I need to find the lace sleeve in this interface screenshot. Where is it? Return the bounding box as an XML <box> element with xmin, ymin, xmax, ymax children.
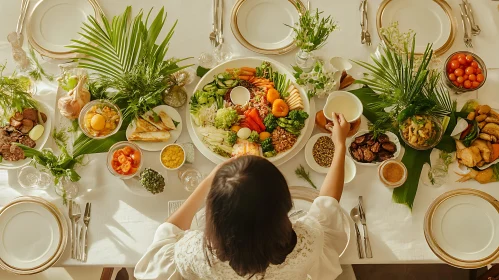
<box><xmin>134</xmin><ymin>223</ymin><xmax>185</xmax><ymax>280</ymax></box>
<box><xmin>303</xmin><ymin>196</ymin><xmax>347</xmax><ymax>280</ymax></box>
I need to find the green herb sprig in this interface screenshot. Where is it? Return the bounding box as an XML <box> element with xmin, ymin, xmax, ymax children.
<box><xmin>295</xmin><ymin>165</ymin><xmax>318</xmax><ymax>189</ymax></box>
<box><xmin>286</xmin><ymin>7</ymin><xmax>338</xmax><ymax>52</ymax></box>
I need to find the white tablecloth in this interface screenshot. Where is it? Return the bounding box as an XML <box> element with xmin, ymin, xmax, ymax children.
<box><xmin>0</xmin><ymin>0</ymin><xmax>499</xmax><ymax>267</ymax></box>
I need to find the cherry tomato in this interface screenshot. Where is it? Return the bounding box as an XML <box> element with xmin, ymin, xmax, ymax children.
<box><xmin>456</xmin><ymin>76</ymin><xmax>465</xmax><ymax>84</ymax></box>
<box><xmin>453</xmin><ymin>81</ymin><xmax>460</xmax><ymax>87</ymax></box>
<box><xmin>472</xmin><ymin>81</ymin><xmax>480</xmax><ymax>88</ymax></box>
<box><xmin>451</xmin><ymin>54</ymin><xmax>460</xmax><ymax>61</ymax></box>
<box><xmin>121</xmin><ymin>161</ymin><xmax>131</xmax><ymax>173</ymax></box>
<box><xmin>463</xmin><ymin>74</ymin><xmax>469</xmax><ymax>80</ymax></box>
<box><xmin>465</xmin><ymin>55</ymin><xmax>474</xmax><ymax>63</ymax></box>
<box><xmin>476</xmin><ymin>68</ymin><xmax>482</xmax><ymax>74</ymax></box>
<box><xmin>448</xmin><ymin>73</ymin><xmax>457</xmax><ymax>81</ymax></box>
<box><xmin>113</xmin><ymin>150</ymin><xmax>124</xmax><ymax>159</ymax></box>
<box><xmin>131</xmin><ymin>150</ymin><xmax>141</xmax><ymax>167</ymax></box>
<box><xmin>477</xmin><ymin>74</ymin><xmax>484</xmax><ymax>82</ymax></box>
<box><xmin>464</xmin><ymin>80</ymin><xmax>472</xmax><ymax>89</ymax></box>
<box><xmin>468</xmin><ymin>74</ymin><xmax>476</xmax><ymax>81</ymax></box>
<box><xmin>449</xmin><ymin>60</ymin><xmax>460</xmax><ymax>70</ymax></box>
<box><xmin>122</xmin><ymin>146</ymin><xmax>134</xmax><ymax>156</ymax></box>
<box><xmin>465</xmin><ymin>67</ymin><xmax>475</xmax><ymax>75</ymax></box>
<box><xmin>118</xmin><ymin>154</ymin><xmax>128</xmax><ymax>164</ymax></box>
<box><xmin>457</xmin><ymin>54</ymin><xmax>466</xmax><ymax>60</ymax></box>
<box><xmin>458</xmin><ymin>57</ymin><xmax>467</xmax><ymax>65</ymax></box>
<box><xmin>471</xmin><ymin>61</ymin><xmax>479</xmax><ymax>68</ymax></box>
<box><xmin>454</xmin><ymin>68</ymin><xmax>464</xmax><ymax>77</ymax></box>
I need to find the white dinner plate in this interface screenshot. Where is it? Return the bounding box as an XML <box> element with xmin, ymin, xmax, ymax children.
<box><xmin>377</xmin><ymin>0</ymin><xmax>455</xmax><ymax>55</ymax></box>
<box><xmin>191</xmin><ymin>186</ymin><xmax>352</xmax><ymax>257</ymax></box>
<box><xmin>0</xmin><ymin>102</ymin><xmax>53</xmax><ymax>169</ymax></box>
<box><xmin>424</xmin><ymin>189</ymin><xmax>499</xmax><ymax>268</ymax></box>
<box><xmin>346</xmin><ymin>130</ymin><xmax>401</xmax><ymax>166</ymax></box>
<box><xmin>27</xmin><ymin>0</ymin><xmax>94</xmax><ymax>54</ymax></box>
<box><xmin>0</xmin><ymin>201</ymin><xmax>61</xmax><ymax>270</ymax></box>
<box><xmin>126</xmin><ymin>105</ymin><xmax>183</xmax><ymax>152</ymax></box>
<box><xmin>304</xmin><ymin>133</ymin><xmax>357</xmax><ymax>183</ymax></box>
<box><xmin>231</xmin><ymin>0</ymin><xmax>303</xmax><ymax>54</ymax></box>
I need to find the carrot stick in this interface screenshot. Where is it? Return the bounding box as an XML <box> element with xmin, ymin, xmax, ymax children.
<box><xmin>240</xmin><ymin>71</ymin><xmax>254</xmax><ymax>76</ymax></box>
<box><xmin>241</xmin><ymin>67</ymin><xmax>256</xmax><ymax>73</ymax></box>
<box><xmin>239</xmin><ymin>75</ymin><xmax>252</xmax><ymax>80</ymax></box>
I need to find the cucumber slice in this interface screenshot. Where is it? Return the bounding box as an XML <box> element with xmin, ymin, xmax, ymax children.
<box><xmin>203</xmin><ymin>84</ymin><xmax>216</xmax><ymax>91</ymax></box>
<box><xmin>216</xmin><ymin>89</ymin><xmax>228</xmax><ymax>96</ymax></box>
<box><xmin>217</xmin><ymin>74</ymin><xmax>226</xmax><ymax>80</ymax></box>
<box><xmin>216</xmin><ymin>79</ymin><xmax>227</xmax><ymax>88</ymax></box>
<box><xmin>224</xmin><ymin>80</ymin><xmax>236</xmax><ymax>86</ymax></box>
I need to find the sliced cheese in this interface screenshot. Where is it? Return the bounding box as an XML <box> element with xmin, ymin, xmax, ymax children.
<box><xmin>129</xmin><ymin>131</ymin><xmax>171</xmax><ymax>142</ymax></box>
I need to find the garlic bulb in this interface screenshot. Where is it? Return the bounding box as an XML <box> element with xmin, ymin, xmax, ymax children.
<box><xmin>57</xmin><ymin>75</ymin><xmax>91</xmax><ymax>120</ymax></box>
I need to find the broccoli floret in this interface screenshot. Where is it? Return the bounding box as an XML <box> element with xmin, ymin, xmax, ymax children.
<box><xmin>264</xmin><ymin>151</ymin><xmax>277</xmax><ymax>158</ymax></box>
<box><xmin>140</xmin><ymin>168</ymin><xmax>165</xmax><ymax>194</ymax></box>
<box><xmin>248</xmin><ymin>131</ymin><xmax>260</xmax><ymax>143</ymax></box>
<box><xmin>287</xmin><ymin>110</ymin><xmax>309</xmax><ymax>123</ymax></box>
<box><xmin>227</xmin><ymin>131</ymin><xmax>237</xmax><ymax>146</ymax></box>
<box><xmin>261</xmin><ymin>138</ymin><xmax>274</xmax><ymax>153</ymax></box>
<box><xmin>214</xmin><ymin>108</ymin><xmax>239</xmax><ymax>129</ymax></box>
<box><xmin>264</xmin><ymin>114</ymin><xmax>278</xmax><ymax>132</ymax></box>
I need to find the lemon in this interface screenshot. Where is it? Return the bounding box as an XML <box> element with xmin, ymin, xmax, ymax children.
<box><xmin>28</xmin><ymin>124</ymin><xmax>44</xmax><ymax>141</ymax></box>
<box><xmin>90</xmin><ymin>114</ymin><xmax>106</xmax><ymax>131</ymax></box>
<box><xmin>442</xmin><ymin>116</ymin><xmax>450</xmax><ymax>132</ymax></box>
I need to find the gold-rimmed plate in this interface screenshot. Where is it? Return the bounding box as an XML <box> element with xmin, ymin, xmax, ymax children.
<box><xmin>376</xmin><ymin>0</ymin><xmax>456</xmax><ymax>56</ymax></box>
<box><xmin>424</xmin><ymin>189</ymin><xmax>499</xmax><ymax>269</ymax></box>
<box><xmin>231</xmin><ymin>0</ymin><xmax>305</xmax><ymax>55</ymax></box>
<box><xmin>26</xmin><ymin>0</ymin><xmax>96</xmax><ymax>59</ymax></box>
<box><xmin>0</xmin><ymin>197</ymin><xmax>68</xmax><ymax>275</ymax></box>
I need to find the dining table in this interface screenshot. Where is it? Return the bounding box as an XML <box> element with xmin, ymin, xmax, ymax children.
<box><xmin>0</xmin><ymin>0</ymin><xmax>499</xmax><ymax>269</ymax></box>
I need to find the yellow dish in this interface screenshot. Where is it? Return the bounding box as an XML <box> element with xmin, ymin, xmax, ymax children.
<box><xmin>160</xmin><ymin>144</ymin><xmax>186</xmax><ymax>170</ymax></box>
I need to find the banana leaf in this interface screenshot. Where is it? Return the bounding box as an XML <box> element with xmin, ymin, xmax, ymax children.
<box><xmin>73</xmin><ymin>130</ymin><xmax>127</xmax><ymax>157</ymax></box>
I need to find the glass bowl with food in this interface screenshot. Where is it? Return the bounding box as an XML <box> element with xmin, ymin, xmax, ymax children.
<box><xmin>443</xmin><ymin>51</ymin><xmax>487</xmax><ymax>93</ymax></box>
<box><xmin>107</xmin><ymin>141</ymin><xmax>143</xmax><ymax>180</ymax></box>
<box><xmin>79</xmin><ymin>99</ymin><xmax>122</xmax><ymax>139</ymax></box>
<box><xmin>160</xmin><ymin>144</ymin><xmax>186</xmax><ymax>171</ymax></box>
<box><xmin>399</xmin><ymin>115</ymin><xmax>443</xmax><ymax>150</ymax></box>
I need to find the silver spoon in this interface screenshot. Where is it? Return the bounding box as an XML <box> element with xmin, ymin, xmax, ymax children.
<box><xmin>350</xmin><ymin>207</ymin><xmax>365</xmax><ymax>259</ymax></box>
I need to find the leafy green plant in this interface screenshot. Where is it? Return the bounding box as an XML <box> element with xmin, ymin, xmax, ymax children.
<box><xmin>69</xmin><ymin>6</ymin><xmax>191</xmax><ymax>121</ymax></box>
<box><xmin>295</xmin><ymin>165</ymin><xmax>318</xmax><ymax>189</ymax></box>
<box><xmin>286</xmin><ymin>6</ymin><xmax>338</xmax><ymax>52</ymax></box>
<box><xmin>0</xmin><ymin>64</ymin><xmax>38</xmax><ymax>124</ymax></box>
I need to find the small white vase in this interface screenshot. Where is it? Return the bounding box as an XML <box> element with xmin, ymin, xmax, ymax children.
<box><xmin>295</xmin><ymin>49</ymin><xmax>316</xmax><ymax>72</ymax></box>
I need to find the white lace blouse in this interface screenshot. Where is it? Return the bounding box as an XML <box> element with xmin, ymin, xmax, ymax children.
<box><xmin>134</xmin><ymin>196</ymin><xmax>347</xmax><ymax>280</ymax></box>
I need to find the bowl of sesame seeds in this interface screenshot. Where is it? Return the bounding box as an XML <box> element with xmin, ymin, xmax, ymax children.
<box><xmin>304</xmin><ymin>133</ymin><xmax>357</xmax><ymax>183</ymax></box>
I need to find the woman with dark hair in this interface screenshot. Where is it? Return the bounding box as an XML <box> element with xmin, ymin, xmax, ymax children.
<box><xmin>135</xmin><ymin>113</ymin><xmax>350</xmax><ymax>280</ymax></box>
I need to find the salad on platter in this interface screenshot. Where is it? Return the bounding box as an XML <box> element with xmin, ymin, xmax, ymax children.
<box><xmin>190</xmin><ymin>60</ymin><xmax>310</xmax><ymax>160</ymax></box>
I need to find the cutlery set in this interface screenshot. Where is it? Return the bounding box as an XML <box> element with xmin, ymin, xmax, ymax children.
<box><xmin>350</xmin><ymin>196</ymin><xmax>372</xmax><ymax>259</ymax></box>
<box><xmin>210</xmin><ymin>0</ymin><xmax>225</xmax><ymax>47</ymax></box>
<box><xmin>359</xmin><ymin>0</ymin><xmax>371</xmax><ymax>46</ymax></box>
<box><xmin>460</xmin><ymin>0</ymin><xmax>480</xmax><ymax>48</ymax></box>
<box><xmin>69</xmin><ymin>201</ymin><xmax>92</xmax><ymax>262</ymax></box>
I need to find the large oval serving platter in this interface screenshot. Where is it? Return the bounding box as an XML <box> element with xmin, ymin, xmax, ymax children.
<box><xmin>186</xmin><ymin>57</ymin><xmax>314</xmax><ymax>166</ymax></box>
<box><xmin>0</xmin><ymin>102</ymin><xmax>53</xmax><ymax>169</ymax></box>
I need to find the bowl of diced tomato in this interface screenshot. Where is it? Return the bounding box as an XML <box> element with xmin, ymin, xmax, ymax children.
<box><xmin>107</xmin><ymin>141</ymin><xmax>142</xmax><ymax>179</ymax></box>
<box><xmin>444</xmin><ymin>51</ymin><xmax>487</xmax><ymax>92</ymax></box>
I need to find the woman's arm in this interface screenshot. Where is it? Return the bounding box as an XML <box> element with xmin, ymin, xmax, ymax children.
<box><xmin>320</xmin><ymin>113</ymin><xmax>350</xmax><ymax>201</ymax></box>
<box><xmin>166</xmin><ymin>162</ymin><xmax>225</xmax><ymax>230</ymax></box>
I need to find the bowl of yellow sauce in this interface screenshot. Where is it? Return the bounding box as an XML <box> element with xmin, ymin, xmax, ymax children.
<box><xmin>160</xmin><ymin>144</ymin><xmax>186</xmax><ymax>170</ymax></box>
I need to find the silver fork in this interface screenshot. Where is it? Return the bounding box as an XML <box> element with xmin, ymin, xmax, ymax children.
<box><xmin>209</xmin><ymin>0</ymin><xmax>219</xmax><ymax>48</ymax></box>
<box><xmin>460</xmin><ymin>4</ymin><xmax>473</xmax><ymax>48</ymax></box>
<box><xmin>71</xmin><ymin>201</ymin><xmax>82</xmax><ymax>259</ymax></box>
<box><xmin>363</xmin><ymin>0</ymin><xmax>371</xmax><ymax>46</ymax></box>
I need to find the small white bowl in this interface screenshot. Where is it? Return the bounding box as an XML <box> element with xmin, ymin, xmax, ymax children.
<box><xmin>160</xmin><ymin>144</ymin><xmax>186</xmax><ymax>171</ymax></box>
<box><xmin>346</xmin><ymin>130</ymin><xmax>401</xmax><ymax>166</ymax></box>
<box><xmin>323</xmin><ymin>91</ymin><xmax>363</xmax><ymax>123</ymax></box>
<box><xmin>230</xmin><ymin>86</ymin><xmax>250</xmax><ymax>105</ymax></box>
<box><xmin>304</xmin><ymin>133</ymin><xmax>357</xmax><ymax>184</ymax></box>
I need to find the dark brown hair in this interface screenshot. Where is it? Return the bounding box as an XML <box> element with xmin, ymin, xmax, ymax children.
<box><xmin>204</xmin><ymin>156</ymin><xmax>296</xmax><ymax>278</ymax></box>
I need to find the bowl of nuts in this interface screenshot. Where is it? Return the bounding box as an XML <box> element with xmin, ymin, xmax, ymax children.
<box><xmin>304</xmin><ymin>133</ymin><xmax>356</xmax><ymax>183</ymax></box>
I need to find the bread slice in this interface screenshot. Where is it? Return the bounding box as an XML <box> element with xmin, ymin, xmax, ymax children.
<box><xmin>142</xmin><ymin>111</ymin><xmax>168</xmax><ymax>131</ymax></box>
<box><xmin>135</xmin><ymin>118</ymin><xmax>159</xmax><ymax>133</ymax></box>
<box><xmin>158</xmin><ymin>111</ymin><xmax>176</xmax><ymax>131</ymax></box>
<box><xmin>129</xmin><ymin>131</ymin><xmax>171</xmax><ymax>142</ymax></box>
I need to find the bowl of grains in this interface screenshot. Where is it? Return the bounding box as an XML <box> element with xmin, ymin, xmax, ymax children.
<box><xmin>304</xmin><ymin>133</ymin><xmax>357</xmax><ymax>183</ymax></box>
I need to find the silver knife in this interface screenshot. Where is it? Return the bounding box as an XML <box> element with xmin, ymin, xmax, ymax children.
<box><xmin>462</xmin><ymin>0</ymin><xmax>480</xmax><ymax>35</ymax></box>
<box><xmin>218</xmin><ymin>0</ymin><xmax>224</xmax><ymax>45</ymax></box>
<box><xmin>79</xmin><ymin>203</ymin><xmax>92</xmax><ymax>262</ymax></box>
<box><xmin>358</xmin><ymin>196</ymin><xmax>373</xmax><ymax>258</ymax></box>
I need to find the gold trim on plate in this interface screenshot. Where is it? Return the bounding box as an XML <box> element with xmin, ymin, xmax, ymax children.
<box><xmin>231</xmin><ymin>0</ymin><xmax>305</xmax><ymax>55</ymax></box>
<box><xmin>376</xmin><ymin>0</ymin><xmax>456</xmax><ymax>56</ymax></box>
<box><xmin>0</xmin><ymin>197</ymin><xmax>69</xmax><ymax>275</ymax></box>
<box><xmin>424</xmin><ymin>189</ymin><xmax>499</xmax><ymax>269</ymax></box>
<box><xmin>289</xmin><ymin>185</ymin><xmax>319</xmax><ymax>203</ymax></box>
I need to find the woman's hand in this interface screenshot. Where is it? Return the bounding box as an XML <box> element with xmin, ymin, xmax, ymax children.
<box><xmin>330</xmin><ymin>113</ymin><xmax>350</xmax><ymax>148</ymax></box>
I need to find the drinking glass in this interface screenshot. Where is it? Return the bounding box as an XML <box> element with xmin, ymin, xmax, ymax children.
<box><xmin>18</xmin><ymin>166</ymin><xmax>51</xmax><ymax>190</ymax></box>
<box><xmin>54</xmin><ymin>177</ymin><xmax>80</xmax><ymax>199</ymax></box>
<box><xmin>178</xmin><ymin>168</ymin><xmax>203</xmax><ymax>192</ymax></box>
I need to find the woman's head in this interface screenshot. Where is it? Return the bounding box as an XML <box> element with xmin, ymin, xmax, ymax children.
<box><xmin>204</xmin><ymin>155</ymin><xmax>295</xmax><ymax>277</ymax></box>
